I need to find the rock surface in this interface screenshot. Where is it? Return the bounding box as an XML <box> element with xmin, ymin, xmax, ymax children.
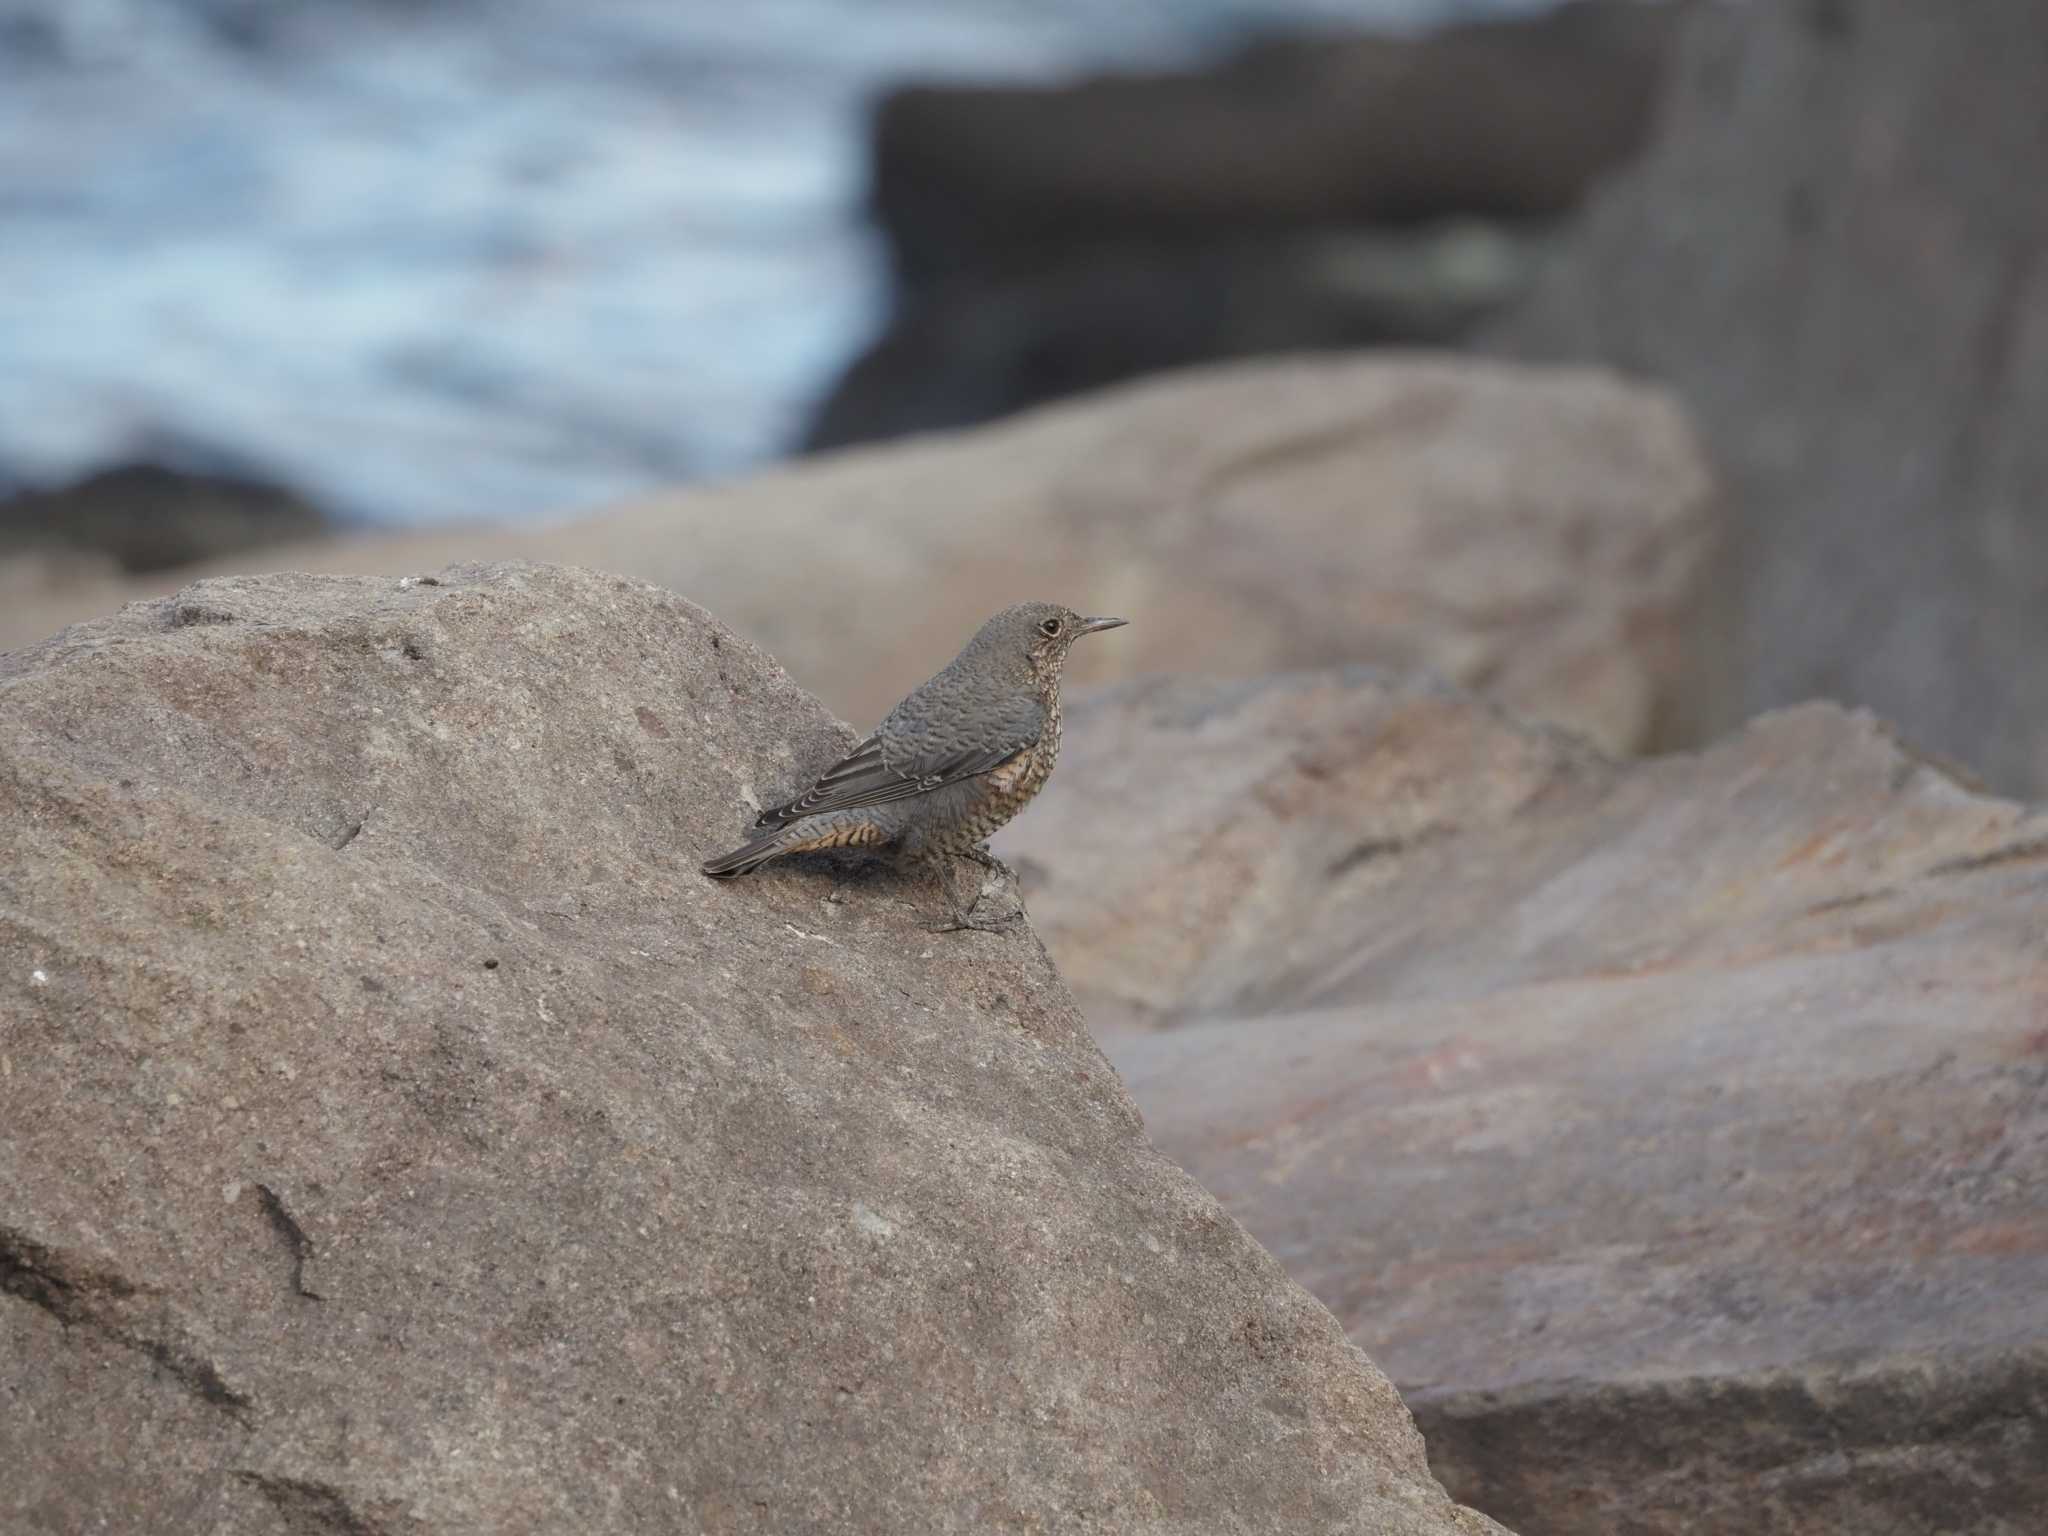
<box><xmin>0</xmin><ymin>564</ymin><xmax>1510</xmax><ymax>1535</ymax></box>
<box><xmin>1489</xmin><ymin>0</ymin><xmax>2048</xmax><ymax>796</ymax></box>
<box><xmin>1001</xmin><ymin>669</ymin><xmax>2048</xmax><ymax>1533</ymax></box>
<box><xmin>0</xmin><ymin>357</ymin><xmax>1721</xmax><ymax>761</ymax></box>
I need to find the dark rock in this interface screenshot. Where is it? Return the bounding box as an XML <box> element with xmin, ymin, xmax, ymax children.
<box><xmin>809</xmin><ymin>1</ymin><xmax>1688</xmax><ymax>449</ymax></box>
<box><xmin>0</xmin><ymin>461</ymin><xmax>330</xmax><ymax>574</ymax></box>
<box><xmin>870</xmin><ymin>2</ymin><xmax>1686</xmax><ymax>290</ymax></box>
<box><xmin>1488</xmin><ymin>0</ymin><xmax>2048</xmax><ymax>796</ymax></box>
<box><xmin>806</xmin><ymin>225</ymin><xmax>1543</xmax><ymax>450</ymax></box>
<box><xmin>0</xmin><ymin>563</ymin><xmax>1509</xmax><ymax>1535</ymax></box>
<box><xmin>1002</xmin><ymin>667</ymin><xmax>2048</xmax><ymax>1534</ymax></box>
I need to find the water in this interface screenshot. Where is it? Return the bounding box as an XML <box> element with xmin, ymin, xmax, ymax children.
<box><xmin>0</xmin><ymin>0</ymin><xmax>1560</xmax><ymax>526</ymax></box>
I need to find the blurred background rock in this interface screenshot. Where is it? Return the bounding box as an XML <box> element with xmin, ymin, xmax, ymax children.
<box><xmin>0</xmin><ymin>460</ymin><xmax>328</xmax><ymax>573</ymax></box>
<box><xmin>1489</xmin><ymin>0</ymin><xmax>2048</xmax><ymax>801</ymax></box>
<box><xmin>808</xmin><ymin>0</ymin><xmax>1681</xmax><ymax>447</ymax></box>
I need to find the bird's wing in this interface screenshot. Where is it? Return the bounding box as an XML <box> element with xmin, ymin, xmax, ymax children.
<box><xmin>753</xmin><ymin>696</ymin><xmax>1043</xmax><ymax>830</ymax></box>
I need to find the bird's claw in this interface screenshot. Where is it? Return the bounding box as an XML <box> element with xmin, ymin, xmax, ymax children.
<box><xmin>922</xmin><ymin>912</ymin><xmax>1022</xmax><ymax>935</ymax></box>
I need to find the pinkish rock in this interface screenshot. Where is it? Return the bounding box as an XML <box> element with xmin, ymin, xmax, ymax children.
<box><xmin>1006</xmin><ymin>669</ymin><xmax>2048</xmax><ymax>1534</ymax></box>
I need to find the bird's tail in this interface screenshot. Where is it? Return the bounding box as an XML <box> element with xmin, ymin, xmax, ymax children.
<box><xmin>701</xmin><ymin>827</ymin><xmax>792</xmax><ymax>879</ymax></box>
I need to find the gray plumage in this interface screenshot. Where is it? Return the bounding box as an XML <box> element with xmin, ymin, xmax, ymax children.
<box><xmin>702</xmin><ymin>602</ymin><xmax>1126</xmax><ymax>921</ymax></box>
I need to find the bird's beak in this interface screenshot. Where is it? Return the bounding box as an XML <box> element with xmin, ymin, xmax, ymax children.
<box><xmin>1078</xmin><ymin>616</ymin><xmax>1128</xmax><ymax>636</ymax></box>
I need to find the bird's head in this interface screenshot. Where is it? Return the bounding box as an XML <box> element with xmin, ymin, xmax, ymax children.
<box><xmin>983</xmin><ymin>601</ymin><xmax>1128</xmax><ymax>684</ymax></box>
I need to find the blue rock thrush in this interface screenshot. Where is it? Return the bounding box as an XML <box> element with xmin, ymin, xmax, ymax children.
<box><xmin>702</xmin><ymin>602</ymin><xmax>1126</xmax><ymax>929</ymax></box>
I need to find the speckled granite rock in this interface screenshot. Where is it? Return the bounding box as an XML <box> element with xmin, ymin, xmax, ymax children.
<box><xmin>0</xmin><ymin>565</ymin><xmax>1509</xmax><ymax>1536</ymax></box>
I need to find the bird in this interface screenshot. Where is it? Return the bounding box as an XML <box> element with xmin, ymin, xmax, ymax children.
<box><xmin>702</xmin><ymin>602</ymin><xmax>1127</xmax><ymax>929</ymax></box>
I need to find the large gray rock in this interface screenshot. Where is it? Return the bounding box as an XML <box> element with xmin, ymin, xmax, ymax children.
<box><xmin>1002</xmin><ymin>670</ymin><xmax>2048</xmax><ymax>1533</ymax></box>
<box><xmin>0</xmin><ymin>357</ymin><xmax>1721</xmax><ymax>761</ymax></box>
<box><xmin>1489</xmin><ymin>0</ymin><xmax>2048</xmax><ymax>796</ymax></box>
<box><xmin>0</xmin><ymin>565</ymin><xmax>1510</xmax><ymax>1535</ymax></box>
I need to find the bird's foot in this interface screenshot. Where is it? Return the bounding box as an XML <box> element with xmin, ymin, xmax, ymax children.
<box><xmin>922</xmin><ymin>910</ymin><xmax>1023</xmax><ymax>935</ymax></box>
<box><xmin>924</xmin><ymin>879</ymin><xmax>1023</xmax><ymax>936</ymax></box>
<box><xmin>917</xmin><ymin>848</ymin><xmax>1028</xmax><ymax>933</ymax></box>
<box><xmin>985</xmin><ymin>852</ymin><xmax>1028</xmax><ymax>916</ymax></box>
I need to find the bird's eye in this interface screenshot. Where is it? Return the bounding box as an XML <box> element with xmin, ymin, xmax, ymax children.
<box><xmin>1040</xmin><ymin>617</ymin><xmax>1063</xmax><ymax>637</ymax></box>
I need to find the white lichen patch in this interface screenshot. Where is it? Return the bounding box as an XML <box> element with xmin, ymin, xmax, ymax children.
<box><xmin>851</xmin><ymin>1203</ymin><xmax>897</xmax><ymax>1241</ymax></box>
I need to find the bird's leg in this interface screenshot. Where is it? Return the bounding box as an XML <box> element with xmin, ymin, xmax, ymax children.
<box><xmin>921</xmin><ymin>852</ymin><xmax>1017</xmax><ymax>935</ymax></box>
<box><xmin>960</xmin><ymin>842</ymin><xmax>1019</xmax><ymax>884</ymax></box>
<box><xmin>958</xmin><ymin>842</ymin><xmax>1030</xmax><ymax>917</ymax></box>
